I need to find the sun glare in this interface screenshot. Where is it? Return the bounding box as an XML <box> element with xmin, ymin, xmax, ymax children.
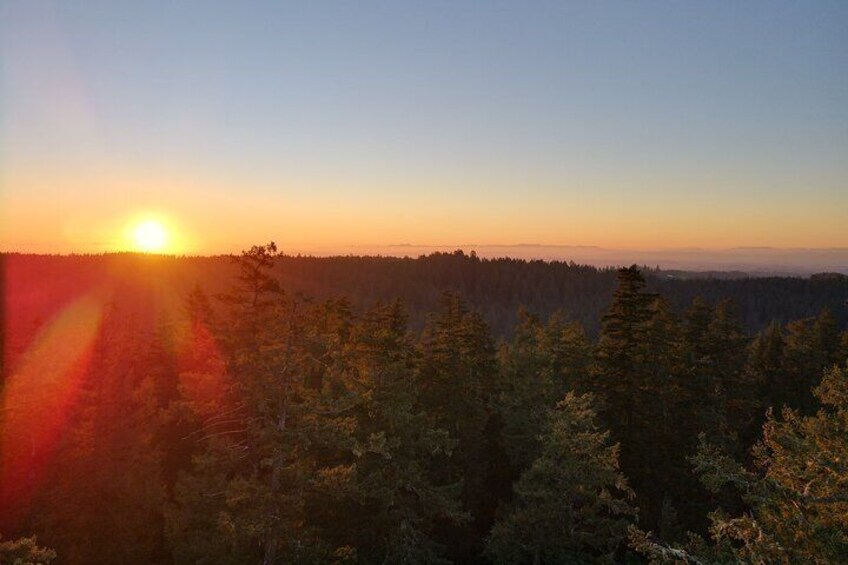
<box><xmin>133</xmin><ymin>220</ymin><xmax>168</xmax><ymax>253</ymax></box>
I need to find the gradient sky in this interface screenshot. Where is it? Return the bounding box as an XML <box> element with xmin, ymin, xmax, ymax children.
<box><xmin>2</xmin><ymin>0</ymin><xmax>846</xmax><ymax>254</ymax></box>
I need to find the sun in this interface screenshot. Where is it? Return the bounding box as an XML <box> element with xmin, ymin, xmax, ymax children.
<box><xmin>133</xmin><ymin>219</ymin><xmax>168</xmax><ymax>252</ymax></box>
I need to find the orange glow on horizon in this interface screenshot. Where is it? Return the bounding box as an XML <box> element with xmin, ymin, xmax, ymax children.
<box><xmin>1</xmin><ymin>168</ymin><xmax>846</xmax><ymax>254</ymax></box>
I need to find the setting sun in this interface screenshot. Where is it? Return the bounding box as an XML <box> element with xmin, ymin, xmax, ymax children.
<box><xmin>1</xmin><ymin>3</ymin><xmax>847</xmax><ymax>562</ymax></box>
<box><xmin>133</xmin><ymin>220</ymin><xmax>168</xmax><ymax>253</ymax></box>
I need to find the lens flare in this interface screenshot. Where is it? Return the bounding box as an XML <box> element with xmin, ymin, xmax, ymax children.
<box><xmin>1</xmin><ymin>292</ymin><xmax>106</xmax><ymax>524</ymax></box>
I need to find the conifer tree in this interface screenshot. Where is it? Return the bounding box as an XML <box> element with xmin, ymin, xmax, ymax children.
<box><xmin>487</xmin><ymin>392</ymin><xmax>635</xmax><ymax>564</ymax></box>
<box><xmin>418</xmin><ymin>291</ymin><xmax>500</xmax><ymax>561</ymax></box>
<box><xmin>707</xmin><ymin>300</ymin><xmax>755</xmax><ymax>450</ymax></box>
<box><xmin>167</xmin><ymin>244</ymin><xmax>356</xmax><ymax>564</ymax></box>
<box><xmin>838</xmin><ymin>329</ymin><xmax>848</xmax><ymax>367</ymax></box>
<box><xmin>311</xmin><ymin>300</ymin><xmax>464</xmax><ymax>564</ymax></box>
<box><xmin>747</xmin><ymin>320</ymin><xmax>786</xmax><ymax>412</ymax></box>
<box><xmin>594</xmin><ymin>266</ymin><xmax>671</xmax><ymax>527</ymax></box>
<box><xmin>0</xmin><ymin>535</ymin><xmax>56</xmax><ymax>564</ymax></box>
<box><xmin>780</xmin><ymin>309</ymin><xmax>843</xmax><ymax>414</ymax></box>
<box><xmin>594</xmin><ymin>265</ymin><xmax>658</xmax><ymax>432</ymax></box>
<box><xmin>158</xmin><ymin>284</ymin><xmax>224</xmax><ymax>500</ymax></box>
<box><xmin>498</xmin><ymin>309</ymin><xmax>592</xmax><ymax>472</ymax></box>
<box><xmin>632</xmin><ymin>365</ymin><xmax>848</xmax><ymax>563</ymax></box>
<box><xmin>497</xmin><ymin>309</ymin><xmax>555</xmax><ymax>473</ymax></box>
<box><xmin>35</xmin><ymin>307</ymin><xmax>167</xmax><ymax>565</ymax></box>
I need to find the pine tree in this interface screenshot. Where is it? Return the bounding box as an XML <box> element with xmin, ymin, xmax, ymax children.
<box><xmin>594</xmin><ymin>266</ymin><xmax>672</xmax><ymax>527</ymax></box>
<box><xmin>486</xmin><ymin>392</ymin><xmax>635</xmax><ymax>564</ymax></box>
<box><xmin>707</xmin><ymin>300</ymin><xmax>755</xmax><ymax>451</ymax></box>
<box><xmin>497</xmin><ymin>309</ymin><xmax>555</xmax><ymax>472</ymax></box>
<box><xmin>780</xmin><ymin>310</ymin><xmax>841</xmax><ymax>415</ymax></box>
<box><xmin>167</xmin><ymin>244</ymin><xmax>355</xmax><ymax>563</ymax></box>
<box><xmin>594</xmin><ymin>266</ymin><xmax>658</xmax><ymax>433</ymax></box>
<box><xmin>838</xmin><ymin>329</ymin><xmax>848</xmax><ymax>367</ymax></box>
<box><xmin>632</xmin><ymin>365</ymin><xmax>848</xmax><ymax>563</ymax></box>
<box><xmin>310</xmin><ymin>300</ymin><xmax>464</xmax><ymax>563</ymax></box>
<box><xmin>497</xmin><ymin>309</ymin><xmax>592</xmax><ymax>472</ymax></box>
<box><xmin>158</xmin><ymin>284</ymin><xmax>224</xmax><ymax>502</ymax></box>
<box><xmin>418</xmin><ymin>291</ymin><xmax>500</xmax><ymax>561</ymax></box>
<box><xmin>0</xmin><ymin>535</ymin><xmax>56</xmax><ymax>564</ymax></box>
<box><xmin>747</xmin><ymin>321</ymin><xmax>786</xmax><ymax>417</ymax></box>
<box><xmin>34</xmin><ymin>306</ymin><xmax>167</xmax><ymax>565</ymax></box>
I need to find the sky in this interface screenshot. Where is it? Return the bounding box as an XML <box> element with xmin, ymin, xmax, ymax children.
<box><xmin>1</xmin><ymin>0</ymin><xmax>847</xmax><ymax>255</ymax></box>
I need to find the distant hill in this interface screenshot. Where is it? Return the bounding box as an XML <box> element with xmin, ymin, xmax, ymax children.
<box><xmin>285</xmin><ymin>244</ymin><xmax>848</xmax><ymax>276</ymax></box>
<box><xmin>3</xmin><ymin>252</ymin><xmax>846</xmax><ymax>368</ymax></box>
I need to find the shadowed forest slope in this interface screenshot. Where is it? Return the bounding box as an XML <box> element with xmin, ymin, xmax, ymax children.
<box><xmin>3</xmin><ymin>252</ymin><xmax>846</xmax><ymax>360</ymax></box>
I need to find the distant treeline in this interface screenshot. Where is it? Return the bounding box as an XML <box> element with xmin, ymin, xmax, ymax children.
<box><xmin>2</xmin><ymin>251</ymin><xmax>846</xmax><ymax>349</ymax></box>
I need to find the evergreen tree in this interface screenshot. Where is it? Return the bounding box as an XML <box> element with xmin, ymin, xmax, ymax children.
<box><xmin>632</xmin><ymin>365</ymin><xmax>848</xmax><ymax>563</ymax></box>
<box><xmin>311</xmin><ymin>300</ymin><xmax>464</xmax><ymax>563</ymax></box>
<box><xmin>813</xmin><ymin>309</ymin><xmax>840</xmax><ymax>367</ymax></box>
<box><xmin>747</xmin><ymin>321</ymin><xmax>786</xmax><ymax>417</ymax></box>
<box><xmin>167</xmin><ymin>244</ymin><xmax>355</xmax><ymax>563</ymax></box>
<box><xmin>765</xmin><ymin>309</ymin><xmax>844</xmax><ymax>417</ymax></box>
<box><xmin>0</xmin><ymin>535</ymin><xmax>56</xmax><ymax>564</ymax></box>
<box><xmin>594</xmin><ymin>265</ymin><xmax>659</xmax><ymax>435</ymax></box>
<box><xmin>497</xmin><ymin>309</ymin><xmax>554</xmax><ymax>473</ymax></box>
<box><xmin>158</xmin><ymin>284</ymin><xmax>224</xmax><ymax>502</ymax></box>
<box><xmin>680</xmin><ymin>299</ymin><xmax>754</xmax><ymax>454</ymax></box>
<box><xmin>418</xmin><ymin>291</ymin><xmax>500</xmax><ymax>561</ymax></box>
<box><xmin>594</xmin><ymin>266</ymin><xmax>671</xmax><ymax>527</ymax></box>
<box><xmin>838</xmin><ymin>329</ymin><xmax>848</xmax><ymax>367</ymax></box>
<box><xmin>486</xmin><ymin>392</ymin><xmax>635</xmax><ymax>564</ymax></box>
<box><xmin>707</xmin><ymin>300</ymin><xmax>755</xmax><ymax>451</ymax></box>
<box><xmin>28</xmin><ymin>304</ymin><xmax>167</xmax><ymax>565</ymax></box>
<box><xmin>498</xmin><ymin>309</ymin><xmax>594</xmax><ymax>472</ymax></box>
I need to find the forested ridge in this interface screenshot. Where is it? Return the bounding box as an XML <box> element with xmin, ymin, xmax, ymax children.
<box><xmin>2</xmin><ymin>251</ymin><xmax>846</xmax><ymax>349</ymax></box>
<box><xmin>1</xmin><ymin>245</ymin><xmax>847</xmax><ymax>563</ymax></box>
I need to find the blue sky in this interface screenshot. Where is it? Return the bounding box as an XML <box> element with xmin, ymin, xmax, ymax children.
<box><xmin>2</xmin><ymin>1</ymin><xmax>846</xmax><ymax>253</ymax></box>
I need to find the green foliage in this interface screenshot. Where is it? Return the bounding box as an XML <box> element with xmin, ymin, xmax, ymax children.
<box><xmin>0</xmin><ymin>536</ymin><xmax>56</xmax><ymax>565</ymax></box>
<box><xmin>418</xmin><ymin>292</ymin><xmax>502</xmax><ymax>560</ymax></box>
<box><xmin>593</xmin><ymin>266</ymin><xmax>677</xmax><ymax>528</ymax></box>
<box><xmin>168</xmin><ymin>243</ymin><xmax>350</xmax><ymax>563</ymax></box>
<box><xmin>5</xmin><ymin>248</ymin><xmax>845</xmax><ymax>563</ymax></box>
<box><xmin>632</xmin><ymin>365</ymin><xmax>848</xmax><ymax>564</ymax></box>
<box><xmin>168</xmin><ymin>250</ymin><xmax>469</xmax><ymax>564</ymax></box>
<box><xmin>31</xmin><ymin>306</ymin><xmax>168</xmax><ymax>565</ymax></box>
<box><xmin>497</xmin><ymin>309</ymin><xmax>592</xmax><ymax>471</ymax></box>
<box><xmin>308</xmin><ymin>300</ymin><xmax>465</xmax><ymax>564</ymax></box>
<box><xmin>487</xmin><ymin>392</ymin><xmax>635</xmax><ymax>564</ymax></box>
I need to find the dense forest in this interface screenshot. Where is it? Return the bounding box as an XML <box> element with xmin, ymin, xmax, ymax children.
<box><xmin>1</xmin><ymin>245</ymin><xmax>847</xmax><ymax>563</ymax></box>
<box><xmin>2</xmin><ymin>251</ymin><xmax>846</xmax><ymax>351</ymax></box>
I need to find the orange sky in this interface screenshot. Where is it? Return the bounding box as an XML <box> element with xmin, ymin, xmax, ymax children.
<box><xmin>2</xmin><ymin>165</ymin><xmax>846</xmax><ymax>255</ymax></box>
<box><xmin>2</xmin><ymin>1</ymin><xmax>846</xmax><ymax>255</ymax></box>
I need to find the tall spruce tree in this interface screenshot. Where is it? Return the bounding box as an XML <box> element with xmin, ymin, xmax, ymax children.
<box><xmin>167</xmin><ymin>244</ymin><xmax>356</xmax><ymax>564</ymax></box>
<box><xmin>498</xmin><ymin>309</ymin><xmax>592</xmax><ymax>473</ymax></box>
<box><xmin>632</xmin><ymin>364</ymin><xmax>848</xmax><ymax>564</ymax></box>
<box><xmin>310</xmin><ymin>300</ymin><xmax>464</xmax><ymax>563</ymax></box>
<box><xmin>486</xmin><ymin>392</ymin><xmax>636</xmax><ymax>564</ymax></box>
<box><xmin>594</xmin><ymin>265</ymin><xmax>658</xmax><ymax>431</ymax></box>
<box><xmin>418</xmin><ymin>291</ymin><xmax>500</xmax><ymax>561</ymax></box>
<box><xmin>594</xmin><ymin>266</ymin><xmax>670</xmax><ymax>528</ymax></box>
<box><xmin>748</xmin><ymin>320</ymin><xmax>787</xmax><ymax>414</ymax></box>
